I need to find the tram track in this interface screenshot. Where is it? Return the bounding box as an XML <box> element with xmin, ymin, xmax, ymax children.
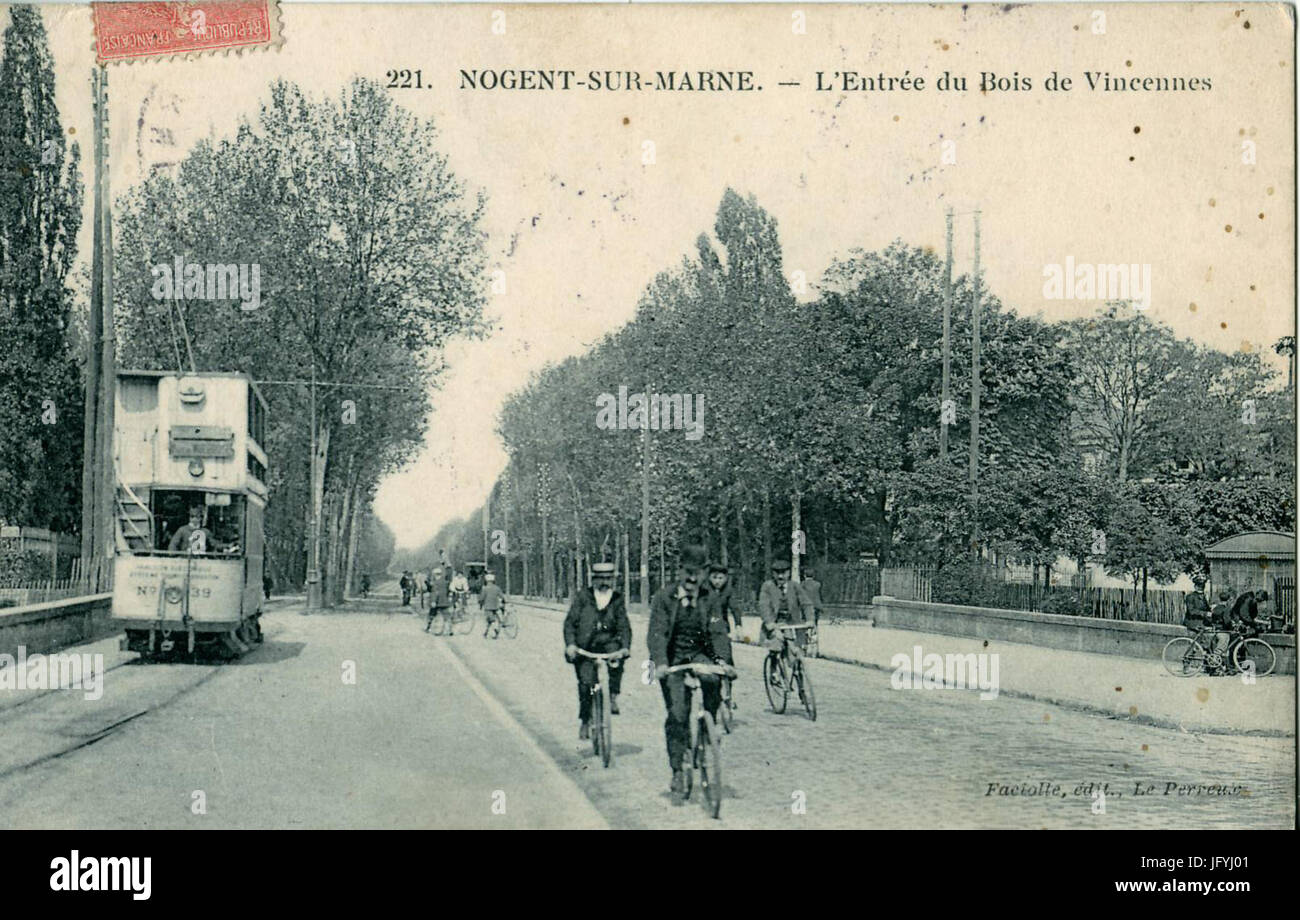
<box><xmin>0</xmin><ymin>621</ymin><xmax>287</xmax><ymax>782</ymax></box>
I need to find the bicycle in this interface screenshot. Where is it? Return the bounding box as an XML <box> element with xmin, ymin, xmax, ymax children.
<box><xmin>764</xmin><ymin>623</ymin><xmax>817</xmax><ymax>720</ymax></box>
<box><xmin>484</xmin><ymin>604</ymin><xmax>518</xmax><ymax>639</ymax></box>
<box><xmin>655</xmin><ymin>661</ymin><xmax>735</xmax><ymax>818</ymax></box>
<box><xmin>434</xmin><ymin>594</ymin><xmax>475</xmax><ymax>636</ymax></box>
<box><xmin>574</xmin><ymin>648</ymin><xmax>627</xmax><ymax>767</ymax></box>
<box><xmin>1162</xmin><ymin>624</ymin><xmax>1277</xmax><ymax>678</ymax></box>
<box><xmin>719</xmin><ymin>674</ymin><xmax>737</xmax><ymax>734</ymax></box>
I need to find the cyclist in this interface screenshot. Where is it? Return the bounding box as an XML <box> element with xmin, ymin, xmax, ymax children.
<box><xmin>758</xmin><ymin>558</ymin><xmax>812</xmax><ymax>682</ymax></box>
<box><xmin>564</xmin><ymin>562</ymin><xmax>631</xmax><ymax>739</ymax></box>
<box><xmin>399</xmin><ymin>571</ymin><xmax>413</xmax><ymax>606</ymax></box>
<box><xmin>480</xmin><ymin>572</ymin><xmax>506</xmax><ymax>638</ymax></box>
<box><xmin>425</xmin><ymin>567</ymin><xmax>450</xmax><ymax>633</ymax></box>
<box><xmin>647</xmin><ymin>543</ymin><xmax>734</xmax><ymax>803</ymax></box>
<box><xmin>450</xmin><ymin>569</ymin><xmax>470</xmax><ymax>614</ymax></box>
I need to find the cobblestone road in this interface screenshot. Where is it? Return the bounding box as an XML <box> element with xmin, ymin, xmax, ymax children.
<box><xmin>0</xmin><ymin>597</ymin><xmax>1291</xmax><ymax>828</ymax></box>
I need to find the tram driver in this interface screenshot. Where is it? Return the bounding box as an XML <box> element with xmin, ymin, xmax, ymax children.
<box><xmin>168</xmin><ymin>505</ymin><xmax>236</xmax><ymax>555</ymax></box>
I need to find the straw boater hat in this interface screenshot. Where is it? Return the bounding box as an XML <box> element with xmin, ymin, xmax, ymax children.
<box><xmin>591</xmin><ymin>562</ymin><xmax>616</xmax><ymax>577</ymax></box>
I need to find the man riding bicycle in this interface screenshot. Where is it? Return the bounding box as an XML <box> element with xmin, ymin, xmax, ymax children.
<box><xmin>647</xmin><ymin>543</ymin><xmax>735</xmax><ymax>803</ymax></box>
<box><xmin>480</xmin><ymin>572</ymin><xmax>505</xmax><ymax>638</ymax></box>
<box><xmin>450</xmin><ymin>569</ymin><xmax>470</xmax><ymax>608</ymax></box>
<box><xmin>759</xmin><ymin>558</ymin><xmax>813</xmax><ymax>680</ymax></box>
<box><xmin>564</xmin><ymin>562</ymin><xmax>631</xmax><ymax>740</ymax></box>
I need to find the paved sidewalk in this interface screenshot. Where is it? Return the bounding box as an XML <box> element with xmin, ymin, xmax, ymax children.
<box><xmin>512</xmin><ymin>597</ymin><xmax>1294</xmax><ymax>737</ymax></box>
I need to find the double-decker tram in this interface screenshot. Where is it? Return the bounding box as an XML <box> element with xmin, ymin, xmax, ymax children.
<box><xmin>111</xmin><ymin>371</ymin><xmax>270</xmax><ymax>658</ymax></box>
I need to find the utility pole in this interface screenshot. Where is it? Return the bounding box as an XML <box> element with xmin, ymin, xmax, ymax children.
<box><xmin>80</xmin><ymin>67</ymin><xmax>104</xmax><ymax>567</ymax></box>
<box><xmin>969</xmin><ymin>209</ymin><xmax>982</xmax><ymax>559</ymax></box>
<box><xmin>940</xmin><ymin>207</ymin><xmax>953</xmax><ymax>459</ymax></box>
<box><xmin>639</xmin><ymin>420</ymin><xmax>650</xmax><ymax>605</ymax></box>
<box><xmin>306</xmin><ymin>359</ymin><xmax>321</xmax><ymax>611</ymax></box>
<box><xmin>79</xmin><ymin>66</ymin><xmax>116</xmax><ymax>586</ymax></box>
<box><xmin>481</xmin><ymin>494</ymin><xmax>489</xmax><ymax>563</ymax></box>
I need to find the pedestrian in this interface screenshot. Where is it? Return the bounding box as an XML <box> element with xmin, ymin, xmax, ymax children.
<box><xmin>1182</xmin><ymin>574</ymin><xmax>1210</xmax><ymax>629</ymax></box>
<box><xmin>564</xmin><ymin>562</ymin><xmax>631</xmax><ymax>739</ymax></box>
<box><xmin>706</xmin><ymin>563</ymin><xmax>742</xmax><ymax>633</ymax></box>
<box><xmin>426</xmin><ymin>567</ymin><xmax>451</xmax><ymax>633</ymax></box>
<box><xmin>802</xmin><ymin>565</ymin><xmax>824</xmax><ymax>629</ymax></box>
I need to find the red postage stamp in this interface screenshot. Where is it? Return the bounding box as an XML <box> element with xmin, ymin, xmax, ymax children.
<box><xmin>93</xmin><ymin>1</ymin><xmax>283</xmax><ymax>64</ymax></box>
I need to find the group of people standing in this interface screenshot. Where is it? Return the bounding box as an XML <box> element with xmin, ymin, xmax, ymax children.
<box><xmin>562</xmin><ymin>542</ymin><xmax>823</xmax><ymax>803</ymax></box>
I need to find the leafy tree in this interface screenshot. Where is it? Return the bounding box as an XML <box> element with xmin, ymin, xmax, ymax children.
<box><xmin>0</xmin><ymin>5</ymin><xmax>83</xmax><ymax>530</ymax></box>
<box><xmin>115</xmin><ymin>78</ymin><xmax>486</xmax><ymax>601</ymax></box>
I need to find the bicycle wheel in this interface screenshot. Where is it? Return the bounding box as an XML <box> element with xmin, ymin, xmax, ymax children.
<box><xmin>719</xmin><ymin>679</ymin><xmax>734</xmax><ymax>734</ymax></box>
<box><xmin>432</xmin><ymin>609</ymin><xmax>447</xmax><ymax>636</ymax></box>
<box><xmin>697</xmin><ymin>713</ymin><xmax>723</xmax><ymax>819</ymax></box>
<box><xmin>1162</xmin><ymin>637</ymin><xmax>1207</xmax><ymax>677</ymax></box>
<box><xmin>795</xmin><ymin>660</ymin><xmax>817</xmax><ymax>721</ymax></box>
<box><xmin>590</xmin><ymin>688</ymin><xmax>604</xmax><ymax>759</ymax></box>
<box><xmin>763</xmin><ymin>654</ymin><xmax>787</xmax><ymax>714</ymax></box>
<box><xmin>502</xmin><ymin>609</ymin><xmax>519</xmax><ymax>639</ymax></box>
<box><xmin>1233</xmin><ymin>638</ymin><xmax>1277</xmax><ymax>677</ymax></box>
<box><xmin>455</xmin><ymin>605</ymin><xmax>475</xmax><ymax>636</ymax></box>
<box><xmin>599</xmin><ymin>679</ymin><xmax>614</xmax><ymax>767</ymax></box>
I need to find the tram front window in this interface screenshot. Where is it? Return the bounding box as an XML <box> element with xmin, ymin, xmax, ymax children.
<box><xmin>152</xmin><ymin>491</ymin><xmax>245</xmax><ymax>556</ymax></box>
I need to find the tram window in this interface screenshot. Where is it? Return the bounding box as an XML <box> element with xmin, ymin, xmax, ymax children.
<box><xmin>151</xmin><ymin>490</ymin><xmax>246</xmax><ymax>554</ymax></box>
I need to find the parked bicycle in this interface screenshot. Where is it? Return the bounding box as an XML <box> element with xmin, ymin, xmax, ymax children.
<box><xmin>765</xmin><ymin>623</ymin><xmax>817</xmax><ymax>720</ymax></box>
<box><xmin>655</xmin><ymin>661</ymin><xmax>735</xmax><ymax>818</ymax></box>
<box><xmin>574</xmin><ymin>648</ymin><xmax>627</xmax><ymax>767</ymax></box>
<box><xmin>1162</xmin><ymin>625</ymin><xmax>1277</xmax><ymax>678</ymax></box>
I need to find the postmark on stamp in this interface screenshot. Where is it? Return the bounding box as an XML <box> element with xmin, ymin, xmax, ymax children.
<box><xmin>93</xmin><ymin>1</ymin><xmax>283</xmax><ymax>65</ymax></box>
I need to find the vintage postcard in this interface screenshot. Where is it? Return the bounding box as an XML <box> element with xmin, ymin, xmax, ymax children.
<box><xmin>0</xmin><ymin>0</ymin><xmax>1294</xmax><ymax>849</ymax></box>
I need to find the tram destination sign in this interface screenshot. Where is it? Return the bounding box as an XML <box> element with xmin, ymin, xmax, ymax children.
<box><xmin>168</xmin><ymin>425</ymin><xmax>235</xmax><ymax>460</ymax></box>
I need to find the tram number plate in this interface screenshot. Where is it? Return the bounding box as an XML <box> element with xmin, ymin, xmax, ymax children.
<box><xmin>136</xmin><ymin>585</ymin><xmax>212</xmax><ymax>597</ymax></box>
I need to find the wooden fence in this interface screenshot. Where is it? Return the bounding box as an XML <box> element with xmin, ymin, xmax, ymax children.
<box><xmin>0</xmin><ymin>558</ymin><xmax>113</xmax><ymax>608</ymax></box>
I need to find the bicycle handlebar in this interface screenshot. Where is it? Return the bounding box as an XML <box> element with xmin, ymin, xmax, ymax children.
<box><xmin>655</xmin><ymin>662</ymin><xmax>735</xmax><ymax>678</ymax></box>
<box><xmin>774</xmin><ymin>622</ymin><xmax>813</xmax><ymax>631</ymax></box>
<box><xmin>573</xmin><ymin>648</ymin><xmax>629</xmax><ymax>661</ymax></box>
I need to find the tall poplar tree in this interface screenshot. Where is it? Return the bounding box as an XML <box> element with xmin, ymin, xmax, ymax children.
<box><xmin>0</xmin><ymin>5</ymin><xmax>84</xmax><ymax>530</ymax></box>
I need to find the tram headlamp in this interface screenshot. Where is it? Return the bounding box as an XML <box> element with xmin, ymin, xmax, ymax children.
<box><xmin>188</xmin><ymin>459</ymin><xmax>205</xmax><ymax>477</ymax></box>
<box><xmin>164</xmin><ymin>586</ymin><xmax>183</xmax><ymax>604</ymax></box>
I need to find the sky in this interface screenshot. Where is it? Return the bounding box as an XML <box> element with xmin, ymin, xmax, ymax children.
<box><xmin>22</xmin><ymin>1</ymin><xmax>1297</xmax><ymax>548</ymax></box>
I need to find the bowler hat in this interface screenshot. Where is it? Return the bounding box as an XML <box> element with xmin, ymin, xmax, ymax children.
<box><xmin>771</xmin><ymin>558</ymin><xmax>791</xmax><ymax>572</ymax></box>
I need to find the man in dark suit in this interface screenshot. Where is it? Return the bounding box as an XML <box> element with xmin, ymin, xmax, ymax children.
<box><xmin>647</xmin><ymin>543</ymin><xmax>734</xmax><ymax>802</ymax></box>
<box><xmin>564</xmin><ymin>562</ymin><xmax>632</xmax><ymax>739</ymax></box>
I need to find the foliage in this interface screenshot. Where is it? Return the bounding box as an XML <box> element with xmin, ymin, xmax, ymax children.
<box><xmin>0</xmin><ymin>5</ymin><xmax>84</xmax><ymax>531</ymax></box>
